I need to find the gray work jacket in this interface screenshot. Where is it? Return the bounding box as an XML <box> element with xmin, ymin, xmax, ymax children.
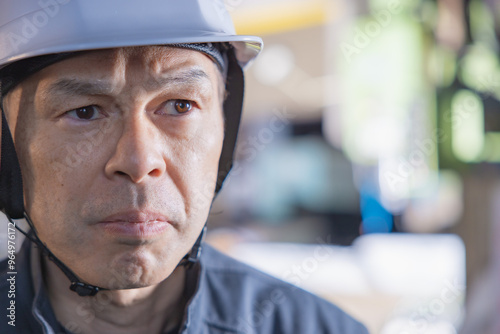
<box><xmin>0</xmin><ymin>239</ymin><xmax>369</xmax><ymax>333</ymax></box>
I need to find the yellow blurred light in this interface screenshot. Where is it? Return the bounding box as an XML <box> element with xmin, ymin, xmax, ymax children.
<box><xmin>231</xmin><ymin>0</ymin><xmax>331</xmax><ymax>36</ymax></box>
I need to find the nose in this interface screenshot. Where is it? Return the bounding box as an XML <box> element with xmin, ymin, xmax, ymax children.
<box><xmin>104</xmin><ymin>115</ymin><xmax>166</xmax><ymax>183</ymax></box>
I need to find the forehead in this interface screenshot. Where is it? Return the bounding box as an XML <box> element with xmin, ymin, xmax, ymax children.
<box><xmin>37</xmin><ymin>46</ymin><xmax>220</xmax><ymax>82</ymax></box>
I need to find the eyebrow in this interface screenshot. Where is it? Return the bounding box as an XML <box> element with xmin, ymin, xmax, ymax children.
<box><xmin>46</xmin><ymin>69</ymin><xmax>212</xmax><ymax>97</ymax></box>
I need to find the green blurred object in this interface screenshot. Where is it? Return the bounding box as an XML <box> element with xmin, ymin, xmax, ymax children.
<box><xmin>469</xmin><ymin>0</ymin><xmax>498</xmax><ymax>48</ymax></box>
<box><xmin>450</xmin><ymin>90</ymin><xmax>484</xmax><ymax>162</ymax></box>
<box><xmin>459</xmin><ymin>44</ymin><xmax>500</xmax><ymax>96</ymax></box>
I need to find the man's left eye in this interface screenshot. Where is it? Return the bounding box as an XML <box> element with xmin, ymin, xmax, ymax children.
<box><xmin>66</xmin><ymin>105</ymin><xmax>104</xmax><ymax>120</ymax></box>
<box><xmin>162</xmin><ymin>100</ymin><xmax>194</xmax><ymax>115</ymax></box>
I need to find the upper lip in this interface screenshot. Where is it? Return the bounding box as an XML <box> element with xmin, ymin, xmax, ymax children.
<box><xmin>98</xmin><ymin>210</ymin><xmax>169</xmax><ymax>224</ymax></box>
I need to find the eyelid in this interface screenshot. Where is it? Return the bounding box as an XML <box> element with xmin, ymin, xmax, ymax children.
<box><xmin>64</xmin><ymin>105</ymin><xmax>106</xmax><ymax>121</ymax></box>
<box><xmin>158</xmin><ymin>99</ymin><xmax>197</xmax><ymax>116</ymax></box>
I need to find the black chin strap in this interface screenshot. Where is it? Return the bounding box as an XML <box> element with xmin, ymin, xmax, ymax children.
<box><xmin>178</xmin><ymin>225</ymin><xmax>207</xmax><ymax>268</ymax></box>
<box><xmin>6</xmin><ymin>212</ymin><xmax>107</xmax><ymax>296</ymax></box>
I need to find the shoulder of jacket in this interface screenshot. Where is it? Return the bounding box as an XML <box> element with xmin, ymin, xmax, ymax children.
<box><xmin>199</xmin><ymin>244</ymin><xmax>369</xmax><ymax>334</ymax></box>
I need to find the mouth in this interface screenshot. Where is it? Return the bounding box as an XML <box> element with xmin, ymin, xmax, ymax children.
<box><xmin>96</xmin><ymin>210</ymin><xmax>171</xmax><ymax>239</ymax></box>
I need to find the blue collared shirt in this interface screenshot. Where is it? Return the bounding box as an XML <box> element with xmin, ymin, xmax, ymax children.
<box><xmin>0</xmin><ymin>240</ymin><xmax>369</xmax><ymax>333</ymax></box>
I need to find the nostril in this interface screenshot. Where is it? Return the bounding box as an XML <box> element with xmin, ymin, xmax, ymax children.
<box><xmin>149</xmin><ymin>169</ymin><xmax>161</xmax><ymax>177</ymax></box>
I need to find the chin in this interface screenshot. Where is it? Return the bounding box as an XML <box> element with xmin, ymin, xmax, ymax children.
<box><xmin>74</xmin><ymin>244</ymin><xmax>181</xmax><ymax>290</ymax></box>
<box><xmin>115</xmin><ymin>282</ymin><xmax>156</xmax><ymax>290</ymax></box>
<box><xmin>95</xmin><ymin>262</ymin><xmax>173</xmax><ymax>290</ymax></box>
<box><xmin>88</xmin><ymin>271</ymin><xmax>163</xmax><ymax>290</ymax></box>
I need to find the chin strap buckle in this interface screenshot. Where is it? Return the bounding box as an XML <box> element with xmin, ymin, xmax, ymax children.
<box><xmin>187</xmin><ymin>241</ymin><xmax>203</xmax><ymax>264</ymax></box>
<box><xmin>70</xmin><ymin>282</ymin><xmax>101</xmax><ymax>297</ymax></box>
<box><xmin>178</xmin><ymin>225</ymin><xmax>207</xmax><ymax>268</ymax></box>
<box><xmin>188</xmin><ymin>225</ymin><xmax>206</xmax><ymax>264</ymax></box>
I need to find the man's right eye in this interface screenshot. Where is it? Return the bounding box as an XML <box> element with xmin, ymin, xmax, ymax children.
<box><xmin>66</xmin><ymin>106</ymin><xmax>104</xmax><ymax>120</ymax></box>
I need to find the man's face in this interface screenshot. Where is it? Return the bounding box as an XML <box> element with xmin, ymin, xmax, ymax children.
<box><xmin>3</xmin><ymin>46</ymin><xmax>225</xmax><ymax>288</ymax></box>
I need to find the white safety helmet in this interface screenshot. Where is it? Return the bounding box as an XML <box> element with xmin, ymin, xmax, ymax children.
<box><xmin>0</xmin><ymin>0</ymin><xmax>262</xmax><ymax>70</ymax></box>
<box><xmin>0</xmin><ymin>0</ymin><xmax>263</xmax><ymax>296</ymax></box>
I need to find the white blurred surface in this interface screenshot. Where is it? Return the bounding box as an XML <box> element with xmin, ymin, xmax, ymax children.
<box><xmin>217</xmin><ymin>233</ymin><xmax>466</xmax><ymax>334</ymax></box>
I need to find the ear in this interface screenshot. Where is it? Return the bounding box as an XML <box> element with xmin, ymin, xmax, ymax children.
<box><xmin>0</xmin><ymin>107</ymin><xmax>24</xmax><ymax>219</ymax></box>
<box><xmin>0</xmin><ymin>110</ymin><xmax>2</xmax><ymax>167</ymax></box>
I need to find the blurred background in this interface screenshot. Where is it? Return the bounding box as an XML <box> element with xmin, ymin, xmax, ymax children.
<box><xmin>204</xmin><ymin>0</ymin><xmax>500</xmax><ymax>333</ymax></box>
<box><xmin>1</xmin><ymin>0</ymin><xmax>500</xmax><ymax>333</ymax></box>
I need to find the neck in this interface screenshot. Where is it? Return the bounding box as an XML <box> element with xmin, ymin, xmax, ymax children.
<box><xmin>42</xmin><ymin>256</ymin><xmax>187</xmax><ymax>334</ymax></box>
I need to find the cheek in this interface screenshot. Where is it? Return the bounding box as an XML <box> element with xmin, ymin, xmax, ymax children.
<box><xmin>11</xmin><ymin>125</ymin><xmax>84</xmax><ymax>249</ymax></box>
<box><xmin>21</xmin><ymin>133</ymin><xmax>76</xmax><ymax>205</ymax></box>
<box><xmin>14</xmin><ymin>122</ymin><xmax>56</xmax><ymax>210</ymax></box>
<box><xmin>174</xmin><ymin>114</ymin><xmax>224</xmax><ymax>220</ymax></box>
<box><xmin>19</xmin><ymin>124</ymin><xmax>110</xmax><ymax>229</ymax></box>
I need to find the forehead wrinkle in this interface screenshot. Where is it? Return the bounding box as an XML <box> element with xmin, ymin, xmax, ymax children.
<box><xmin>44</xmin><ymin>49</ymin><xmax>128</xmax><ymax>98</ymax></box>
<box><xmin>142</xmin><ymin>68</ymin><xmax>212</xmax><ymax>92</ymax></box>
<box><xmin>130</xmin><ymin>46</ymin><xmax>220</xmax><ymax>94</ymax></box>
<box><xmin>46</xmin><ymin>78</ymin><xmax>119</xmax><ymax>97</ymax></box>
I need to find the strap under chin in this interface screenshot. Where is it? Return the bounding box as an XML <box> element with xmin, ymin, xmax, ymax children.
<box><xmin>178</xmin><ymin>225</ymin><xmax>206</xmax><ymax>268</ymax></box>
<box><xmin>6</xmin><ymin>211</ymin><xmax>107</xmax><ymax>297</ymax></box>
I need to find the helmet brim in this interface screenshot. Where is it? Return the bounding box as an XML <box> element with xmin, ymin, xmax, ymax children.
<box><xmin>0</xmin><ymin>35</ymin><xmax>263</xmax><ymax>72</ymax></box>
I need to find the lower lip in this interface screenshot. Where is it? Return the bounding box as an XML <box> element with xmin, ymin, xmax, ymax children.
<box><xmin>97</xmin><ymin>221</ymin><xmax>170</xmax><ymax>238</ymax></box>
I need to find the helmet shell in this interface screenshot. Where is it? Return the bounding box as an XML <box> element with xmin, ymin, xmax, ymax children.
<box><xmin>0</xmin><ymin>0</ymin><xmax>262</xmax><ymax>70</ymax></box>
